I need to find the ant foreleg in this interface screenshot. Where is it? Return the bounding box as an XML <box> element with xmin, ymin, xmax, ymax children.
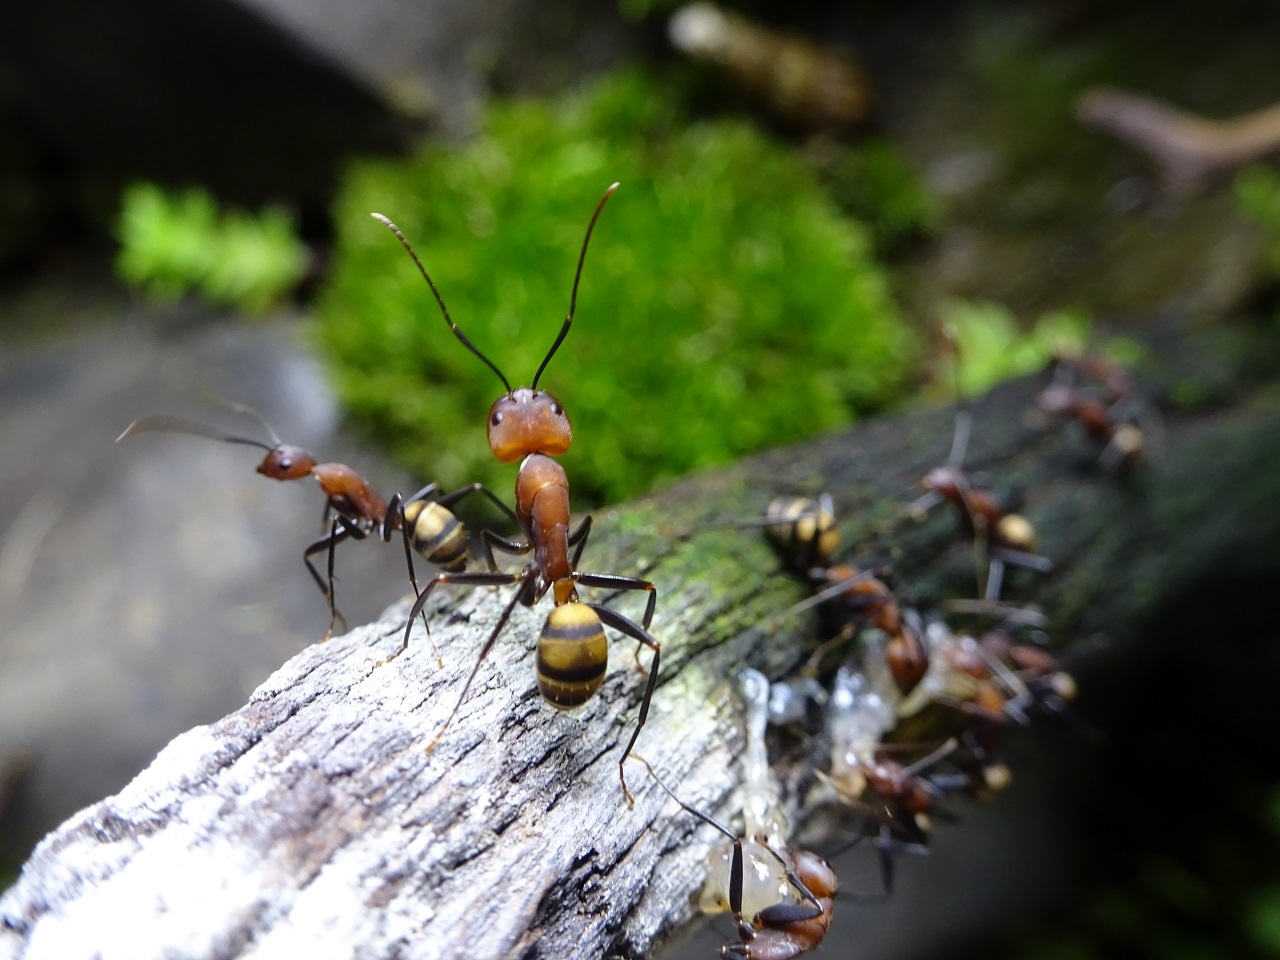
<box><xmin>303</xmin><ymin>516</ymin><xmax>366</xmax><ymax>638</ymax></box>
<box><xmin>568</xmin><ymin>514</ymin><xmax>592</xmax><ymax>567</ymax></box>
<box><xmin>477</xmin><ymin>527</ymin><xmax>531</xmax><ymax>574</ymax></box>
<box><xmin>588</xmin><ymin>603</ymin><xmax>660</xmax><ymax>805</ymax></box>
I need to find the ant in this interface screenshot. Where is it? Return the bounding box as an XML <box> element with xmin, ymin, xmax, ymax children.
<box><xmin>909</xmin><ymin>411</ymin><xmax>1052</xmax><ymax>602</ymax></box>
<box><xmin>749</xmin><ymin>493</ymin><xmax>929</xmax><ymax>697</ymax></box>
<box><xmin>631</xmin><ymin>754</ymin><xmax>836</xmax><ymax>960</ymax></box>
<box><xmin>1036</xmin><ymin>352</ymin><xmax>1149</xmax><ymax>471</ymax></box>
<box><xmin>372</xmin><ymin>184</ymin><xmax>662</xmax><ymax>801</ymax></box>
<box><xmin>116</xmin><ymin>403</ymin><xmax>514</xmax><ymax>638</ymax></box>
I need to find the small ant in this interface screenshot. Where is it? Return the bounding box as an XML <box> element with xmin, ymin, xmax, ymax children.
<box><xmin>909</xmin><ymin>411</ymin><xmax>1052</xmax><ymax>602</ymax></box>
<box><xmin>631</xmin><ymin>754</ymin><xmax>837</xmax><ymax>960</ymax></box>
<box><xmin>767</xmin><ymin>551</ymin><xmax>927</xmax><ymax>698</ymax></box>
<box><xmin>372</xmin><ymin>184</ymin><xmax>662</xmax><ymax>801</ymax></box>
<box><xmin>753</xmin><ymin>494</ymin><xmax>929</xmax><ymax>697</ymax></box>
<box><xmin>1036</xmin><ymin>383</ymin><xmax>1144</xmax><ymax>471</ymax></box>
<box><xmin>117</xmin><ymin>403</ymin><xmax>512</xmax><ymax>637</ymax></box>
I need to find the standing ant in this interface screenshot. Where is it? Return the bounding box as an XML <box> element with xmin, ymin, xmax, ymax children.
<box><xmin>371</xmin><ymin>184</ymin><xmax>662</xmax><ymax>801</ymax></box>
<box><xmin>631</xmin><ymin>754</ymin><xmax>837</xmax><ymax>960</ymax></box>
<box><xmin>909</xmin><ymin>411</ymin><xmax>1052</xmax><ymax>602</ymax></box>
<box><xmin>116</xmin><ymin>403</ymin><xmax>514</xmax><ymax>638</ymax></box>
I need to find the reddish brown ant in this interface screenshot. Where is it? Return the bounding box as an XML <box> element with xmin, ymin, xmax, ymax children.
<box><xmin>1036</xmin><ymin>382</ymin><xmax>1145</xmax><ymax>470</ymax></box>
<box><xmin>372</xmin><ymin>184</ymin><xmax>663</xmax><ymax>801</ymax></box>
<box><xmin>116</xmin><ymin>403</ymin><xmax>514</xmax><ymax>638</ymax></box>
<box><xmin>632</xmin><ymin>754</ymin><xmax>837</xmax><ymax>960</ymax></box>
<box><xmin>909</xmin><ymin>411</ymin><xmax>1052</xmax><ymax>601</ymax></box>
<box><xmin>750</xmin><ymin>493</ymin><xmax>929</xmax><ymax>696</ymax></box>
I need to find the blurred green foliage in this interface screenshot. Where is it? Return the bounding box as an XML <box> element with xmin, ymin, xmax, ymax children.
<box><xmin>317</xmin><ymin>69</ymin><xmax>916</xmax><ymax>504</ymax></box>
<box><xmin>818</xmin><ymin>138</ymin><xmax>938</xmax><ymax>253</ymax></box>
<box><xmin>1236</xmin><ymin>166</ymin><xmax>1280</xmax><ymax>278</ymax></box>
<box><xmin>115</xmin><ymin>182</ymin><xmax>308</xmax><ymax>314</ymax></box>
<box><xmin>935</xmin><ymin>300</ymin><xmax>1093</xmax><ymax>398</ymax></box>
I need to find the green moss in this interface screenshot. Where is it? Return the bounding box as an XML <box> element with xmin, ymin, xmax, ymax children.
<box><xmin>817</xmin><ymin>138</ymin><xmax>938</xmax><ymax>252</ymax></box>
<box><xmin>317</xmin><ymin>68</ymin><xmax>915</xmax><ymax>505</ymax></box>
<box><xmin>115</xmin><ymin>182</ymin><xmax>307</xmax><ymax>314</ymax></box>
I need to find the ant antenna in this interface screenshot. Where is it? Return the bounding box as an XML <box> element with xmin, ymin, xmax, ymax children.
<box><xmin>115</xmin><ymin>415</ymin><xmax>274</xmax><ymax>452</ymax></box>
<box><xmin>531</xmin><ymin>182</ymin><xmax>620</xmax><ymax>390</ymax></box>
<box><xmin>371</xmin><ymin>213</ymin><xmax>513</xmax><ymax>394</ymax></box>
<box><xmin>206</xmin><ymin>398</ymin><xmax>283</xmax><ymax>446</ymax></box>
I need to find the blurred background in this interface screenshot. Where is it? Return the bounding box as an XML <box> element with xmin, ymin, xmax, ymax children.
<box><xmin>2</xmin><ymin>0</ymin><xmax>1280</xmax><ymax>956</ymax></box>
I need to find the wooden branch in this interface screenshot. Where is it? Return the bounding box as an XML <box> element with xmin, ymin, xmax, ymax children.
<box><xmin>3</xmin><ymin>369</ymin><xmax>1279</xmax><ymax>960</ymax></box>
<box><xmin>1075</xmin><ymin>86</ymin><xmax>1280</xmax><ymax>194</ymax></box>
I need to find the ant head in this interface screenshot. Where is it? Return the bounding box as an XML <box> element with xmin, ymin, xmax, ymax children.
<box><xmin>1036</xmin><ymin>384</ymin><xmax>1077</xmax><ymax>414</ymax></box>
<box><xmin>486</xmin><ymin>388</ymin><xmax>572</xmax><ymax>462</ymax></box>
<box><xmin>373</xmin><ymin>184</ymin><xmax>617</xmax><ymax>457</ymax></box>
<box><xmin>257</xmin><ymin>444</ymin><xmax>317</xmax><ymax>480</ymax></box>
<box><xmin>920</xmin><ymin>466</ymin><xmax>961</xmax><ymax>495</ymax></box>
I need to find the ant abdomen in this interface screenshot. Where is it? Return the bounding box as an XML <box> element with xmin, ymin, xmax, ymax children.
<box><xmin>764</xmin><ymin>496</ymin><xmax>839</xmax><ymax>570</ymax></box>
<box><xmin>536</xmin><ymin>603</ymin><xmax>608</xmax><ymax>708</ymax></box>
<box><xmin>404</xmin><ymin>500</ymin><xmax>469</xmax><ymax>573</ymax></box>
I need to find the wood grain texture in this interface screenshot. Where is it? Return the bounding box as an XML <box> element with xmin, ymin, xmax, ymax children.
<box><xmin>3</xmin><ymin>370</ymin><xmax>1279</xmax><ymax>960</ymax></box>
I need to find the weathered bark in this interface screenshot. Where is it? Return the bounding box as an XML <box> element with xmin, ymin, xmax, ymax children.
<box><xmin>2</xmin><ymin>366</ymin><xmax>1279</xmax><ymax>960</ymax></box>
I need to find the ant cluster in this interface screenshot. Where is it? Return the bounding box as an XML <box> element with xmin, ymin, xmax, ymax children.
<box><xmin>115</xmin><ymin>184</ymin><xmax>1142</xmax><ymax>959</ymax></box>
<box><xmin>641</xmin><ymin>344</ymin><xmax>1145</xmax><ymax>959</ymax></box>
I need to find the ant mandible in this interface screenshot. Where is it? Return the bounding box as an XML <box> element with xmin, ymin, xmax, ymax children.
<box><xmin>372</xmin><ymin>183</ymin><xmax>662</xmax><ymax>802</ymax></box>
<box><xmin>116</xmin><ymin>403</ymin><xmax>514</xmax><ymax>638</ymax></box>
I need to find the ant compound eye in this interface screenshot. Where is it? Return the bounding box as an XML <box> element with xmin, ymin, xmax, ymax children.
<box><xmin>491</xmin><ymin>411</ymin><xmax>503</xmax><ymax>426</ymax></box>
<box><xmin>280</xmin><ymin>458</ymin><xmax>292</xmax><ymax>470</ymax></box>
<box><xmin>551</xmin><ymin>403</ymin><xmax>562</xmax><ymax>416</ymax></box>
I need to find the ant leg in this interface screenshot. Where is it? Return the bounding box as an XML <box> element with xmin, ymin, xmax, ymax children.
<box><xmin>587</xmin><ymin>603</ymin><xmax>660</xmax><ymax>805</ymax></box>
<box><xmin>425</xmin><ymin>580</ymin><xmax>530</xmax><ymax>753</ymax></box>
<box><xmin>568</xmin><ymin>514</ymin><xmax>592</xmax><ymax>567</ymax></box>
<box><xmin>376</xmin><ymin>568</ymin><xmax>526</xmax><ymax>667</ymax></box>
<box><xmin>387</xmin><ymin>492</ymin><xmax>440</xmax><ymax>664</ymax></box>
<box><xmin>432</xmin><ymin>482</ymin><xmax>519</xmax><ymax>527</ymax></box>
<box><xmin>478</xmin><ymin>527</ymin><xmax>531</xmax><ymax>573</ymax></box>
<box><xmin>574</xmin><ymin>570</ymin><xmax>657</xmax><ymax>629</ymax></box>
<box><xmin>303</xmin><ymin>518</ymin><xmax>363</xmax><ymax>637</ymax></box>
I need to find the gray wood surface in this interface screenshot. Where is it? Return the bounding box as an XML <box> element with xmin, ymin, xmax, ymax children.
<box><xmin>3</xmin><ymin>368</ymin><xmax>1278</xmax><ymax>960</ymax></box>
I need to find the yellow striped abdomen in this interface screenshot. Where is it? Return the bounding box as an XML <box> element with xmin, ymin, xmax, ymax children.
<box><xmin>404</xmin><ymin>500</ymin><xmax>468</xmax><ymax>572</ymax></box>
<box><xmin>537</xmin><ymin>603</ymin><xmax>608</xmax><ymax>708</ymax></box>
<box><xmin>765</xmin><ymin>496</ymin><xmax>839</xmax><ymax>568</ymax></box>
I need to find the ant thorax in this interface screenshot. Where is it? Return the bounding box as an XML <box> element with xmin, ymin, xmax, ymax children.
<box><xmin>486</xmin><ymin>388</ymin><xmax>572</xmax><ymax>462</ymax></box>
